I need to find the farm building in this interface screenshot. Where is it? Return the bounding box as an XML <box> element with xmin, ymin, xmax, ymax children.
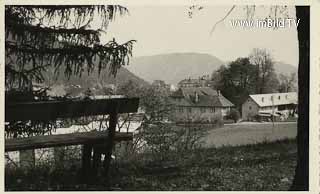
<box><xmin>241</xmin><ymin>92</ymin><xmax>298</xmax><ymax>121</ymax></box>
<box><xmin>178</xmin><ymin>76</ymin><xmax>214</xmax><ymax>88</ymax></box>
<box><xmin>169</xmin><ymin>87</ymin><xmax>234</xmax><ymax>122</ymax></box>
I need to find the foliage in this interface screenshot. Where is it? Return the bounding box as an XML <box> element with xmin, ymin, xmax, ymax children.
<box><xmin>211</xmin><ymin>49</ymin><xmax>281</xmax><ymax>109</ymax></box>
<box><xmin>189</xmin><ymin>5</ymin><xmax>308</xmax><ymax>190</ymax></box>
<box><xmin>108</xmin><ymin>139</ymin><xmax>297</xmax><ymax>191</ymax></box>
<box><xmin>5</xmin><ymin>139</ymin><xmax>297</xmax><ymax>191</ymax></box>
<box><xmin>117</xmin><ymin>82</ymin><xmax>209</xmax><ymax>163</ymax></box>
<box><xmin>278</xmin><ymin>73</ymin><xmax>297</xmax><ymax>92</ymax></box>
<box><xmin>211</xmin><ymin>57</ymin><xmax>256</xmax><ymax>108</ymax></box>
<box><xmin>227</xmin><ymin>109</ymin><xmax>240</xmax><ymax>123</ymax></box>
<box><xmin>5</xmin><ymin>5</ymin><xmax>135</xmax><ymax>137</ymax></box>
<box><xmin>249</xmin><ymin>48</ymin><xmax>279</xmax><ymax>94</ymax></box>
<box><xmin>5</xmin><ymin>5</ymin><xmax>135</xmax><ymax>91</ymax></box>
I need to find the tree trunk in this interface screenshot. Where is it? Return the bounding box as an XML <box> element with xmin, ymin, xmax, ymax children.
<box><xmin>290</xmin><ymin>6</ymin><xmax>309</xmax><ymax>191</ymax></box>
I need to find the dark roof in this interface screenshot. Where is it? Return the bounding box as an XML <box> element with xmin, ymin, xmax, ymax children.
<box><xmin>178</xmin><ymin>79</ymin><xmax>200</xmax><ymax>85</ymax></box>
<box><xmin>170</xmin><ymin>87</ymin><xmax>234</xmax><ymax>107</ymax></box>
<box><xmin>171</xmin><ymin>87</ymin><xmax>218</xmax><ymax>97</ymax></box>
<box><xmin>213</xmin><ymin>95</ymin><xmax>235</xmax><ymax>107</ymax></box>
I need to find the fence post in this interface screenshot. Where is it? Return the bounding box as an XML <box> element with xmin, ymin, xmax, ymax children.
<box><xmin>92</xmin><ymin>145</ymin><xmax>102</xmax><ymax>178</ymax></box>
<box><xmin>103</xmin><ymin>104</ymin><xmax>118</xmax><ymax>179</ymax></box>
<box><xmin>54</xmin><ymin>147</ymin><xmax>65</xmax><ymax>168</ymax></box>
<box><xmin>81</xmin><ymin>144</ymin><xmax>92</xmax><ymax>183</ymax></box>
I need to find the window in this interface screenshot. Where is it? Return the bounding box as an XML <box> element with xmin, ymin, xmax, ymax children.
<box><xmin>188</xmin><ymin>107</ymin><xmax>192</xmax><ymax>113</ymax></box>
<box><xmin>278</xmin><ymin>96</ymin><xmax>281</xmax><ymax>100</ymax></box>
<box><xmin>249</xmin><ymin>106</ymin><xmax>252</xmax><ymax>110</ymax></box>
<box><xmin>201</xmin><ymin>107</ymin><xmax>206</xmax><ymax>113</ymax></box>
<box><xmin>210</xmin><ymin>107</ymin><xmax>214</xmax><ymax>113</ymax></box>
<box><xmin>261</xmin><ymin>97</ymin><xmax>264</xmax><ymax>102</ymax></box>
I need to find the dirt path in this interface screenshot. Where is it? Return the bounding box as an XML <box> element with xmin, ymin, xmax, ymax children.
<box><xmin>202</xmin><ymin>122</ymin><xmax>297</xmax><ymax>148</ymax></box>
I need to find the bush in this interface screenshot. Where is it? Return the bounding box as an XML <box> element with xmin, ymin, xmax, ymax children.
<box><xmin>135</xmin><ymin>122</ymin><xmax>208</xmax><ymax>164</ymax></box>
<box><xmin>227</xmin><ymin>109</ymin><xmax>240</xmax><ymax>123</ymax></box>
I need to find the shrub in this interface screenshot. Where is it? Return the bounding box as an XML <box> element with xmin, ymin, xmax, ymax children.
<box><xmin>227</xmin><ymin>109</ymin><xmax>240</xmax><ymax>123</ymax></box>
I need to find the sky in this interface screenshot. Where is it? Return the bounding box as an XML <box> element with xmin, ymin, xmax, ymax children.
<box><xmin>100</xmin><ymin>6</ymin><xmax>299</xmax><ymax>66</ymax></box>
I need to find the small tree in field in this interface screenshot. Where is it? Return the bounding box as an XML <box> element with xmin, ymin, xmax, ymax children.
<box><xmin>228</xmin><ymin>109</ymin><xmax>240</xmax><ymax>123</ymax></box>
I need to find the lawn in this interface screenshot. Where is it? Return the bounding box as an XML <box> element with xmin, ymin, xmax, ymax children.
<box><xmin>202</xmin><ymin>122</ymin><xmax>297</xmax><ymax>148</ymax></box>
<box><xmin>5</xmin><ymin>139</ymin><xmax>297</xmax><ymax>191</ymax></box>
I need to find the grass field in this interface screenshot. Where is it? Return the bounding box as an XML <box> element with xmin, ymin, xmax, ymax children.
<box><xmin>202</xmin><ymin>122</ymin><xmax>297</xmax><ymax>148</ymax></box>
<box><xmin>6</xmin><ymin>139</ymin><xmax>297</xmax><ymax>191</ymax></box>
<box><xmin>108</xmin><ymin>139</ymin><xmax>297</xmax><ymax>191</ymax></box>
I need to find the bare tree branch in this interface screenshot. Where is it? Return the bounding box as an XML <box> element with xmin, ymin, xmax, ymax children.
<box><xmin>210</xmin><ymin>5</ymin><xmax>236</xmax><ymax>35</ymax></box>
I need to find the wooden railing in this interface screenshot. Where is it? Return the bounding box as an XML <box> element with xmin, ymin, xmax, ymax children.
<box><xmin>5</xmin><ymin>97</ymin><xmax>139</xmax><ymax>182</ymax></box>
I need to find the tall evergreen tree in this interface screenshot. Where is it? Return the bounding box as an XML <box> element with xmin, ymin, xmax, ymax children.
<box><xmin>5</xmin><ymin>5</ymin><xmax>135</xmax><ymax>93</ymax></box>
<box><xmin>5</xmin><ymin>5</ymin><xmax>135</xmax><ymax>137</ymax></box>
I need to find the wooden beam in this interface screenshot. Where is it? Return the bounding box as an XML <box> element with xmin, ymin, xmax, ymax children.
<box><xmin>5</xmin><ymin>131</ymin><xmax>133</xmax><ymax>152</ymax></box>
<box><xmin>5</xmin><ymin>97</ymin><xmax>139</xmax><ymax>122</ymax></box>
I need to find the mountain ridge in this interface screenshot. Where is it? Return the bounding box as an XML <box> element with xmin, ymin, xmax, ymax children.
<box><xmin>127</xmin><ymin>52</ymin><xmax>225</xmax><ymax>85</ymax></box>
<box><xmin>126</xmin><ymin>52</ymin><xmax>297</xmax><ymax>85</ymax></box>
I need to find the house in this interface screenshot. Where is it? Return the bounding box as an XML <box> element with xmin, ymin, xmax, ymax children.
<box><xmin>169</xmin><ymin>87</ymin><xmax>234</xmax><ymax>122</ymax></box>
<box><xmin>152</xmin><ymin>80</ymin><xmax>170</xmax><ymax>90</ymax></box>
<box><xmin>241</xmin><ymin>92</ymin><xmax>298</xmax><ymax>121</ymax></box>
<box><xmin>178</xmin><ymin>75</ymin><xmax>213</xmax><ymax>88</ymax></box>
<box><xmin>152</xmin><ymin>80</ymin><xmax>179</xmax><ymax>92</ymax></box>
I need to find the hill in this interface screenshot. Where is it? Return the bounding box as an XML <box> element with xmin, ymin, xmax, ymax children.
<box><xmin>44</xmin><ymin>66</ymin><xmax>148</xmax><ymax>96</ymax></box>
<box><xmin>273</xmin><ymin>61</ymin><xmax>298</xmax><ymax>76</ymax></box>
<box><xmin>126</xmin><ymin>53</ymin><xmax>224</xmax><ymax>85</ymax></box>
<box><xmin>42</xmin><ymin>53</ymin><xmax>297</xmax><ymax>96</ymax></box>
<box><xmin>126</xmin><ymin>53</ymin><xmax>297</xmax><ymax>85</ymax></box>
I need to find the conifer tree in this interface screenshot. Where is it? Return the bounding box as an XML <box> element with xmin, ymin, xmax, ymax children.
<box><xmin>5</xmin><ymin>5</ymin><xmax>135</xmax><ymax>93</ymax></box>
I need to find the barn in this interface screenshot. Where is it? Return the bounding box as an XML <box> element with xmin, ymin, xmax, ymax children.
<box><xmin>241</xmin><ymin>92</ymin><xmax>298</xmax><ymax>121</ymax></box>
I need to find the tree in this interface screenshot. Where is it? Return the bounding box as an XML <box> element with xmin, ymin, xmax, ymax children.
<box><xmin>291</xmin><ymin>6</ymin><xmax>309</xmax><ymax>191</ymax></box>
<box><xmin>190</xmin><ymin>5</ymin><xmax>309</xmax><ymax>190</ymax></box>
<box><xmin>5</xmin><ymin>6</ymin><xmax>135</xmax><ymax>135</ymax></box>
<box><xmin>249</xmin><ymin>48</ymin><xmax>279</xmax><ymax>93</ymax></box>
<box><xmin>211</xmin><ymin>57</ymin><xmax>256</xmax><ymax>109</ymax></box>
<box><xmin>5</xmin><ymin>5</ymin><xmax>135</xmax><ymax>93</ymax></box>
<box><xmin>5</xmin><ymin>5</ymin><xmax>136</xmax><ymax>183</ymax></box>
<box><xmin>227</xmin><ymin>109</ymin><xmax>240</xmax><ymax>123</ymax></box>
<box><xmin>117</xmin><ymin>80</ymin><xmax>143</xmax><ymax>98</ymax></box>
<box><xmin>278</xmin><ymin>72</ymin><xmax>298</xmax><ymax>92</ymax></box>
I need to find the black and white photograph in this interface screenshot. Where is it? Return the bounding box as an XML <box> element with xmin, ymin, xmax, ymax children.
<box><xmin>4</xmin><ymin>3</ymin><xmax>310</xmax><ymax>191</ymax></box>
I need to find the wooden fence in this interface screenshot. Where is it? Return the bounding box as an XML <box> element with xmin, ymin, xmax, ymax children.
<box><xmin>5</xmin><ymin>97</ymin><xmax>139</xmax><ymax>182</ymax></box>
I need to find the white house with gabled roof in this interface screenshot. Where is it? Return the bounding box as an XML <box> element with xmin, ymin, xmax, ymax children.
<box><xmin>241</xmin><ymin>92</ymin><xmax>298</xmax><ymax>120</ymax></box>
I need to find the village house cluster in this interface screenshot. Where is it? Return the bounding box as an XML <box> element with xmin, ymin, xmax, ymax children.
<box><xmin>162</xmin><ymin>76</ymin><xmax>298</xmax><ymax>123</ymax></box>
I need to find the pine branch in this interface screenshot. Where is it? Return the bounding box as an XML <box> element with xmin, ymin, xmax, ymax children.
<box><xmin>5</xmin><ymin>5</ymin><xmax>134</xmax><ymax>93</ymax></box>
<box><xmin>7</xmin><ymin>5</ymin><xmax>128</xmax><ymax>28</ymax></box>
<box><xmin>6</xmin><ymin>20</ymin><xmax>100</xmax><ymax>37</ymax></box>
<box><xmin>6</xmin><ymin>39</ymin><xmax>136</xmax><ymax>78</ymax></box>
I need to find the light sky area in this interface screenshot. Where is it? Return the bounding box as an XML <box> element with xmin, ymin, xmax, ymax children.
<box><xmin>101</xmin><ymin>6</ymin><xmax>298</xmax><ymax>66</ymax></box>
